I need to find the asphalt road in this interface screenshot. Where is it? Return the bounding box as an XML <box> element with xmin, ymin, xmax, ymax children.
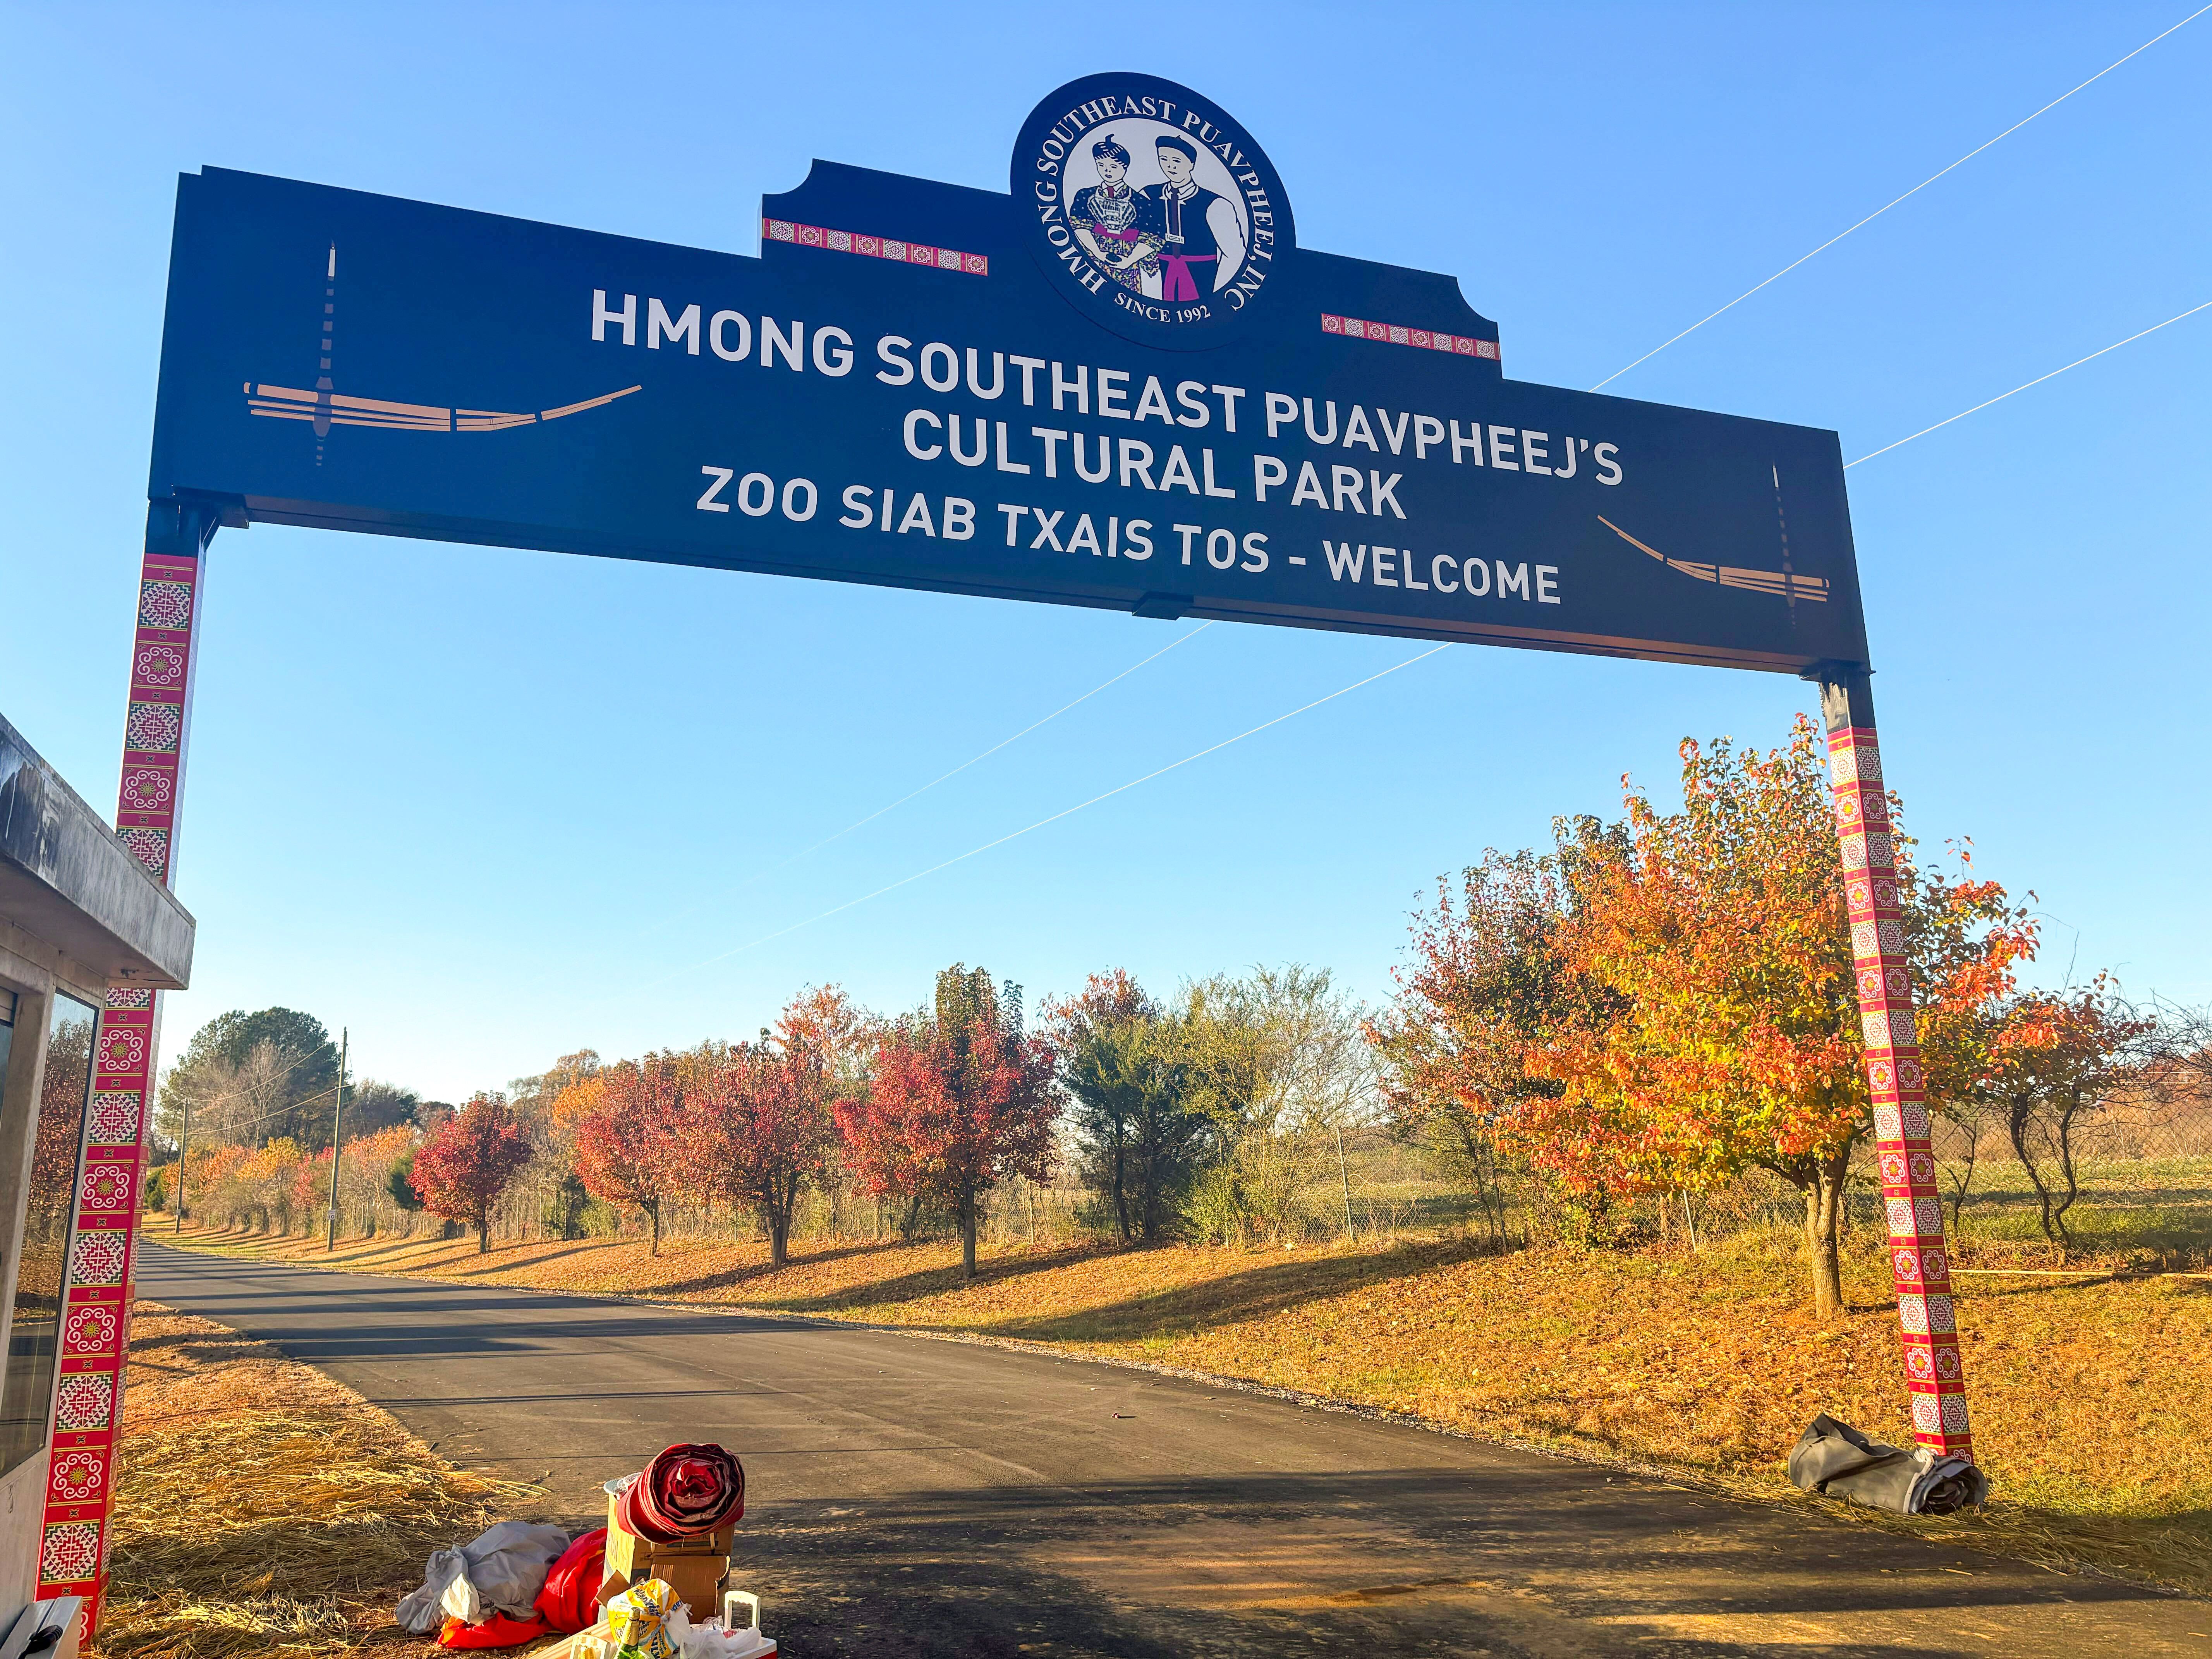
<box><xmin>137</xmin><ymin>1243</ymin><xmax>2205</xmax><ymax>1658</ymax></box>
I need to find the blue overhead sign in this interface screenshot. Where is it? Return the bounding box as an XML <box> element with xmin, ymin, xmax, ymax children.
<box><xmin>149</xmin><ymin>72</ymin><xmax>1867</xmax><ymax>673</ymax></box>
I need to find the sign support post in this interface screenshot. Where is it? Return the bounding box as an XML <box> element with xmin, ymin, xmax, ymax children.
<box><xmin>36</xmin><ymin>503</ymin><xmax>216</xmax><ymax>1634</ymax></box>
<box><xmin>1817</xmin><ymin>663</ymin><xmax>1973</xmax><ymax>1458</ymax></box>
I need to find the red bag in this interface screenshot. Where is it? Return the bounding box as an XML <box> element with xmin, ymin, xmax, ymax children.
<box><xmin>438</xmin><ymin>1612</ymin><xmax>550</xmax><ymax>1650</ymax></box>
<box><xmin>619</xmin><ymin>1444</ymin><xmax>744</xmax><ymax>1542</ymax></box>
<box><xmin>534</xmin><ymin>1527</ymin><xmax>609</xmax><ymax>1634</ymax></box>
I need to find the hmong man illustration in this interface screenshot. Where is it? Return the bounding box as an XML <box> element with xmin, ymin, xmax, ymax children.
<box><xmin>1150</xmin><ymin>134</ymin><xmax>1245</xmax><ymax>300</ymax></box>
<box><xmin>1069</xmin><ymin>133</ymin><xmax>1162</xmax><ymax>293</ymax></box>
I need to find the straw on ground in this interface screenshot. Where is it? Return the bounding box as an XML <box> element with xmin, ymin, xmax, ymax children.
<box><xmin>101</xmin><ymin>1303</ymin><xmax>544</xmax><ymax>1659</ymax></box>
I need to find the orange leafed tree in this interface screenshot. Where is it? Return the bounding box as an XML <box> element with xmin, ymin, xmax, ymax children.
<box><xmin>1379</xmin><ymin>715</ymin><xmax>2036</xmax><ymax>1315</ymax></box>
<box><xmin>292</xmin><ymin>1147</ymin><xmax>332</xmax><ymax>1231</ymax></box>
<box><xmin>340</xmin><ymin>1123</ymin><xmax>418</xmax><ymax>1234</ymax></box>
<box><xmin>548</xmin><ymin>1072</ymin><xmax>606</xmax><ymax>1132</ymax></box>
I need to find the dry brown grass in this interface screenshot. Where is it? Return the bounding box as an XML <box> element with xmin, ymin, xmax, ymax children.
<box><xmin>100</xmin><ymin>1303</ymin><xmax>544</xmax><ymax>1659</ymax></box>
<box><xmin>163</xmin><ymin>1221</ymin><xmax>2212</xmax><ymax>1599</ymax></box>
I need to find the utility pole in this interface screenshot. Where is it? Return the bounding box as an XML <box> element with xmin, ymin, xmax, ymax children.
<box><xmin>174</xmin><ymin>1085</ymin><xmax>189</xmax><ymax>1235</ymax></box>
<box><xmin>325</xmin><ymin>1028</ymin><xmax>348</xmax><ymax>1251</ymax></box>
<box><xmin>1334</xmin><ymin>1121</ymin><xmax>1355</xmax><ymax>1240</ymax></box>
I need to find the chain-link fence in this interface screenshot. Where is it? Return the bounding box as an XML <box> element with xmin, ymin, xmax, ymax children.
<box><xmin>157</xmin><ymin>1083</ymin><xmax>2212</xmax><ymax>1272</ymax></box>
<box><xmin>986</xmin><ymin>1087</ymin><xmax>2212</xmax><ymax>1267</ymax></box>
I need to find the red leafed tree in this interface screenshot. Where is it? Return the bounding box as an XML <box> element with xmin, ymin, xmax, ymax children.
<box><xmin>836</xmin><ymin>965</ymin><xmax>1058</xmax><ymax>1279</ymax></box>
<box><xmin>409</xmin><ymin>1092</ymin><xmax>536</xmax><ymax>1254</ymax></box>
<box><xmin>574</xmin><ymin>1053</ymin><xmax>691</xmax><ymax>1255</ymax></box>
<box><xmin>680</xmin><ymin>990</ymin><xmax>856</xmax><ymax>1268</ymax></box>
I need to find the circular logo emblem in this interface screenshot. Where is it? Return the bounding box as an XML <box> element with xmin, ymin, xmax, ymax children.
<box><xmin>1012</xmin><ymin>73</ymin><xmax>1294</xmax><ymax>350</ymax></box>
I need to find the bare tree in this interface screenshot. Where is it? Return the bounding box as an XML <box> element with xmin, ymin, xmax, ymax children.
<box><xmin>1179</xmin><ymin>966</ymin><xmax>1379</xmax><ymax>1243</ymax></box>
<box><xmin>166</xmin><ymin>1038</ymin><xmax>312</xmax><ymax>1151</ymax></box>
<box><xmin>1930</xmin><ymin>1095</ymin><xmax>1997</xmax><ymax>1234</ymax></box>
<box><xmin>1978</xmin><ymin>982</ymin><xmax>2159</xmax><ymax>1250</ymax></box>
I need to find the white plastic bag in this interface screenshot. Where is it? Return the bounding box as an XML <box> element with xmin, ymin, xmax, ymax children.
<box><xmin>394</xmin><ymin>1521</ymin><xmax>572</xmax><ymax>1633</ymax></box>
<box><xmin>667</xmin><ymin>1599</ymin><xmax>775</xmax><ymax>1659</ymax></box>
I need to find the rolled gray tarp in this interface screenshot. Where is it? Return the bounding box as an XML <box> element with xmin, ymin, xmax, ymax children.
<box><xmin>1787</xmin><ymin>1414</ymin><xmax>1988</xmax><ymax>1515</ymax></box>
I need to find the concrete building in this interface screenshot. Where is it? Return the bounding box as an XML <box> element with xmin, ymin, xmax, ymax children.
<box><xmin>0</xmin><ymin>713</ymin><xmax>193</xmax><ymax>1655</ymax></box>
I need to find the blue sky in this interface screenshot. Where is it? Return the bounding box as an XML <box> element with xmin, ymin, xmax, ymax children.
<box><xmin>3</xmin><ymin>4</ymin><xmax>2207</xmax><ymax>1101</ymax></box>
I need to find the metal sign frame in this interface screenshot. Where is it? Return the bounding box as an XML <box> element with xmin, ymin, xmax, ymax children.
<box><xmin>41</xmin><ymin>72</ymin><xmax>1969</xmax><ymax>1630</ymax></box>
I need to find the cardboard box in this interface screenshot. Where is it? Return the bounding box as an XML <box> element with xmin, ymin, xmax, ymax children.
<box><xmin>603</xmin><ymin>1525</ymin><xmax>732</xmax><ymax>1581</ymax></box>
<box><xmin>650</xmin><ymin>1555</ymin><xmax>728</xmax><ymax>1620</ymax></box>
<box><xmin>593</xmin><ymin>1560</ymin><xmax>726</xmax><ymax>1622</ymax></box>
<box><xmin>603</xmin><ymin>1492</ymin><xmax>735</xmax><ymax>1580</ymax></box>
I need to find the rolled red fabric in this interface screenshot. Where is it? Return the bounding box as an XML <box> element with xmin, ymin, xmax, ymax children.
<box><xmin>533</xmin><ymin>1527</ymin><xmax>608</xmax><ymax>1634</ymax></box>
<box><xmin>618</xmin><ymin>1443</ymin><xmax>745</xmax><ymax>1542</ymax></box>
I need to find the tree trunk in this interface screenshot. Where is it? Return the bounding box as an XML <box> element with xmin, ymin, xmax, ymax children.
<box><xmin>2051</xmin><ymin>1085</ymin><xmax>2088</xmax><ymax>1252</ymax></box>
<box><xmin>1946</xmin><ymin>1139</ymin><xmax>1978</xmax><ymax>1233</ymax></box>
<box><xmin>476</xmin><ymin>1214</ymin><xmax>489</xmax><ymax>1255</ymax></box>
<box><xmin>1803</xmin><ymin>1163</ymin><xmax>1846</xmax><ymax>1319</ymax></box>
<box><xmin>769</xmin><ymin>1213</ymin><xmax>788</xmax><ymax>1268</ymax></box>
<box><xmin>648</xmin><ymin>1202</ymin><xmax>661</xmax><ymax>1257</ymax></box>
<box><xmin>2006</xmin><ymin>1092</ymin><xmax>2064</xmax><ymax>1247</ymax></box>
<box><xmin>961</xmin><ymin>1191</ymin><xmax>978</xmax><ymax>1281</ymax></box>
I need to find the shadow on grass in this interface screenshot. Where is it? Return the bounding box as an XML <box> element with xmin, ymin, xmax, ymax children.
<box><xmin>740</xmin><ymin>1241</ymin><xmax>1125</xmax><ymax>1314</ymax></box>
<box><xmin>126</xmin><ymin>1326</ymin><xmax>271</xmax><ymax>1360</ymax></box>
<box><xmin>178</xmin><ymin>1228</ymin><xmax>443</xmax><ymax>1264</ymax></box>
<box><xmin>1955</xmin><ymin>1270</ymin><xmax>2212</xmax><ymax>1301</ymax></box>
<box><xmin>649</xmin><ymin>1237</ymin><xmax>917</xmax><ymax>1298</ymax></box>
<box><xmin>332</xmin><ymin>1234</ymin><xmax>473</xmax><ymax>1265</ymax></box>
<box><xmin>956</xmin><ymin>1239</ymin><xmax>1499</xmax><ymax>1344</ymax></box>
<box><xmin>436</xmin><ymin>1242</ymin><xmax>615</xmax><ymax>1279</ymax></box>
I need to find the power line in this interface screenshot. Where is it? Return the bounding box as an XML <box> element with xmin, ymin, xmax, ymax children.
<box><xmin>642</xmin><ymin>642</ymin><xmax>1453</xmax><ymax>984</ymax></box>
<box><xmin>755</xmin><ymin>621</ymin><xmax>1214</xmax><ymax>870</ymax></box>
<box><xmin>160</xmin><ymin>1028</ymin><xmax>373</xmax><ymax>1153</ymax></box>
<box><xmin>631</xmin><ymin>619</ymin><xmax>1213</xmax><ymax>939</ymax></box>
<box><xmin>160</xmin><ymin>1034</ymin><xmax>337</xmax><ymax>1113</ymax></box>
<box><xmin>1588</xmin><ymin>5</ymin><xmax>2211</xmax><ymax>392</ymax></box>
<box><xmin>1844</xmin><ymin>299</ymin><xmax>2211</xmax><ymax>467</ymax></box>
<box><xmin>168</xmin><ymin>1078</ymin><xmax>344</xmax><ymax>1147</ymax></box>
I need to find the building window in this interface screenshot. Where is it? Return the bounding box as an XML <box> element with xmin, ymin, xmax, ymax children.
<box><xmin>0</xmin><ymin>992</ymin><xmax>97</xmax><ymax>1474</ymax></box>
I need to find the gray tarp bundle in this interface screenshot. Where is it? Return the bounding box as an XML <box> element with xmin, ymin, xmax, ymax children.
<box><xmin>1788</xmin><ymin>1414</ymin><xmax>1988</xmax><ymax>1515</ymax></box>
<box><xmin>396</xmin><ymin>1521</ymin><xmax>572</xmax><ymax>1633</ymax></box>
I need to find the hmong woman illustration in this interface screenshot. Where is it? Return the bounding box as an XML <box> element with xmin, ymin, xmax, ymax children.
<box><xmin>1150</xmin><ymin>134</ymin><xmax>1246</xmax><ymax>299</ymax></box>
<box><xmin>1069</xmin><ymin>133</ymin><xmax>1162</xmax><ymax>292</ymax></box>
